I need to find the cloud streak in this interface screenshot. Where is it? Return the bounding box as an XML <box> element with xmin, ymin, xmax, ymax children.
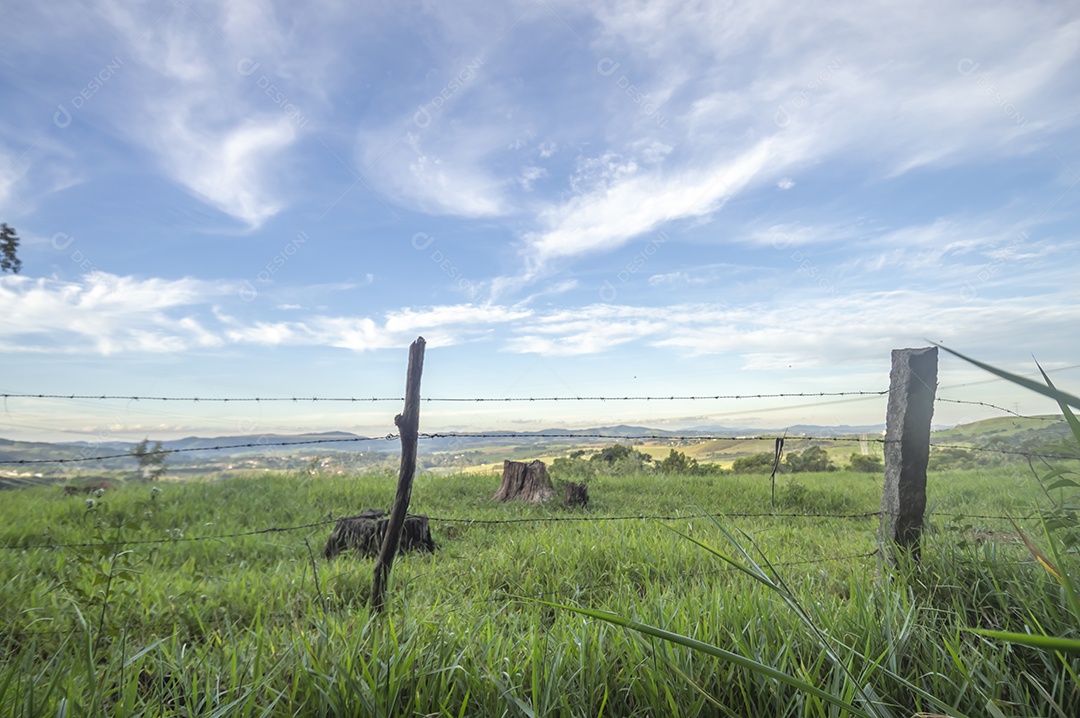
<box><xmin>5</xmin><ymin>273</ymin><xmax>1079</xmax><ymax>373</ymax></box>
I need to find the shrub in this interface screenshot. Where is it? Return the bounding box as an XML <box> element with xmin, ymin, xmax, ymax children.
<box><xmin>847</xmin><ymin>453</ymin><xmax>883</xmax><ymax>473</ymax></box>
<box><xmin>731</xmin><ymin>452</ymin><xmax>776</xmax><ymax>473</ymax></box>
<box><xmin>656</xmin><ymin>449</ymin><xmax>698</xmax><ymax>474</ymax></box>
<box><xmin>783</xmin><ymin>446</ymin><xmax>836</xmax><ymax>473</ymax></box>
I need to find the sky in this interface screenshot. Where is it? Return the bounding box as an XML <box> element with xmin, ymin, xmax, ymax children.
<box><xmin>1</xmin><ymin>0</ymin><xmax>1079</xmax><ymax>444</ymax></box>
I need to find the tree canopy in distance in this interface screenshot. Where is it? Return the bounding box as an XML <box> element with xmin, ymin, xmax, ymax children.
<box><xmin>1</xmin><ymin>224</ymin><xmax>21</xmax><ymax>274</ymax></box>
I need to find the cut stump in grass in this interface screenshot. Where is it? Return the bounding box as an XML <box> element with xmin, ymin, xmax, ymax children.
<box><xmin>563</xmin><ymin>482</ymin><xmax>589</xmax><ymax>508</ymax></box>
<box><xmin>323</xmin><ymin>509</ymin><xmax>435</xmax><ymax>559</ymax></box>
<box><xmin>494</xmin><ymin>459</ymin><xmax>555</xmax><ymax>503</ymax></box>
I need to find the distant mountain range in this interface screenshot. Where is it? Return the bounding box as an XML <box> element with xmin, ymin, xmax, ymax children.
<box><xmin>2</xmin><ymin>416</ymin><xmax>1068</xmax><ymax>469</ymax></box>
<box><xmin>2</xmin><ymin>422</ymin><xmax>884</xmax><ymax>466</ymax></box>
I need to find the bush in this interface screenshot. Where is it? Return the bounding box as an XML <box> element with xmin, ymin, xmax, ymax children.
<box><xmin>590</xmin><ymin>444</ymin><xmax>652</xmax><ymax>467</ymax></box>
<box><xmin>657</xmin><ymin>449</ymin><xmax>698</xmax><ymax>474</ymax></box>
<box><xmin>551</xmin><ymin>444</ymin><xmax>653</xmax><ymax>481</ymax></box>
<box><xmin>928</xmin><ymin>447</ymin><xmax>980</xmax><ymax>471</ymax></box>
<box><xmin>847</xmin><ymin>453</ymin><xmax>883</xmax><ymax>473</ymax></box>
<box><xmin>549</xmin><ymin>456</ymin><xmax>594</xmax><ymax>482</ymax></box>
<box><xmin>784</xmin><ymin>446</ymin><xmax>836</xmax><ymax>473</ymax></box>
<box><xmin>590</xmin><ymin>444</ymin><xmax>653</xmax><ymax>476</ymax></box>
<box><xmin>731</xmin><ymin>452</ymin><xmax>777</xmax><ymax>473</ymax></box>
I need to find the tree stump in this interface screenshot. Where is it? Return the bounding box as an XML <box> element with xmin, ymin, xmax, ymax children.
<box><xmin>494</xmin><ymin>460</ymin><xmax>555</xmax><ymax>503</ymax></box>
<box><xmin>563</xmin><ymin>482</ymin><xmax>589</xmax><ymax>508</ymax></box>
<box><xmin>323</xmin><ymin>509</ymin><xmax>435</xmax><ymax>559</ymax></box>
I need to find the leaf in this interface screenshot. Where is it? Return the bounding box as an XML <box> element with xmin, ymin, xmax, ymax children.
<box><xmin>1010</xmin><ymin>519</ymin><xmax>1063</xmax><ymax>582</ymax></box>
<box><xmin>1037</xmin><ymin>362</ymin><xmax>1080</xmax><ymax>446</ymax></box>
<box><xmin>966</xmin><ymin>629</ymin><xmax>1080</xmax><ymax>654</ymax></box>
<box><xmin>932</xmin><ymin>344</ymin><xmax>1080</xmax><ymax>410</ymax></box>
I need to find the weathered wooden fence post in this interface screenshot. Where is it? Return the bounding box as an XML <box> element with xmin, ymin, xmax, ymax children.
<box><xmin>880</xmin><ymin>346</ymin><xmax>938</xmax><ymax>564</ymax></box>
<box><xmin>371</xmin><ymin>336</ymin><xmax>425</xmax><ymax>612</ymax></box>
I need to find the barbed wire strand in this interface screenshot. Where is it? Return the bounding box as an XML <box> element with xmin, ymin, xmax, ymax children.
<box><xmin>1</xmin><ymin>509</ymin><xmax>1042</xmax><ymax>552</ymax></box>
<box><xmin>0</xmin><ymin>391</ymin><xmax>889</xmax><ymax>403</ymax></box>
<box><xmin>0</xmin><ymin>434</ymin><xmax>398</xmax><ymax>464</ymax></box>
<box><xmin>1</xmin><ymin>512</ymin><xmax>871</xmax><ymax>550</ymax></box>
<box><xmin>9</xmin><ymin>430</ymin><xmax>1080</xmax><ymax>465</ymax></box>
<box><xmin>935</xmin><ymin>397</ymin><xmax>1063</xmax><ymax>421</ymax></box>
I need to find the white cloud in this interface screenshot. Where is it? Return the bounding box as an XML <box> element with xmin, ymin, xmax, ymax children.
<box><xmin>357</xmin><ymin>130</ymin><xmax>512</xmax><ymax>218</ymax></box>
<box><xmin>507</xmin><ymin>0</ymin><xmax>1079</xmax><ymax>275</ymax></box>
<box><xmin>4</xmin><ymin>272</ymin><xmax>1080</xmax><ymax>389</ymax></box>
<box><xmin>525</xmin><ymin>139</ymin><xmax>778</xmax><ymax>268</ymax></box>
<box><xmin>83</xmin><ymin>0</ymin><xmax>313</xmax><ymax>228</ymax></box>
<box><xmin>159</xmin><ymin>118</ymin><xmax>295</xmax><ymax>227</ymax></box>
<box><xmin>225</xmin><ymin>304</ymin><xmax>535</xmax><ymax>352</ymax></box>
<box><xmin>0</xmin><ymin>272</ymin><xmax>227</xmax><ymax>354</ymax></box>
<box><xmin>518</xmin><ymin>165</ymin><xmax>546</xmax><ymax>190</ymax></box>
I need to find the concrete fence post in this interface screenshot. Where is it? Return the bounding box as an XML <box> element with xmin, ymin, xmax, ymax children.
<box><xmin>880</xmin><ymin>346</ymin><xmax>938</xmax><ymax>563</ymax></box>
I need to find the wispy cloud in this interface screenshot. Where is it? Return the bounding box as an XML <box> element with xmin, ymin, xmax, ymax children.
<box><xmin>356</xmin><ymin>129</ymin><xmax>512</xmax><ymax>218</ymax></box>
<box><xmin>0</xmin><ymin>272</ymin><xmax>227</xmax><ymax>354</ymax></box>
<box><xmin>87</xmin><ymin>0</ymin><xmax>316</xmax><ymax>227</ymax></box>
<box><xmin>7</xmin><ymin>269</ymin><xmax>1078</xmax><ymax>367</ymax></box>
<box><xmin>524</xmin><ymin>139</ymin><xmax>780</xmax><ymax>269</ymax></box>
<box><xmin>507</xmin><ymin>0</ymin><xmax>1080</xmax><ymax>275</ymax></box>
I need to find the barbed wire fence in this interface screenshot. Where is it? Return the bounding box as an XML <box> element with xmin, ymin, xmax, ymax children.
<box><xmin>0</xmin><ymin>508</ymin><xmax>1046</xmax><ymax>554</ymax></box>
<box><xmin>1</xmin><ymin>353</ymin><xmax>1077</xmax><ymax>630</ymax></box>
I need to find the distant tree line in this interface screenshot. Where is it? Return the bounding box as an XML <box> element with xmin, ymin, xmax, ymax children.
<box><xmin>550</xmin><ymin>444</ymin><xmax>725</xmax><ymax>481</ymax></box>
<box><xmin>731</xmin><ymin>446</ymin><xmax>883</xmax><ymax>474</ymax></box>
<box><xmin>549</xmin><ymin>443</ymin><xmax>886</xmax><ymax>482</ymax></box>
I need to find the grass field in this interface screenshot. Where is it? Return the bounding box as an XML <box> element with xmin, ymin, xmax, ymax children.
<box><xmin>1</xmin><ymin>465</ymin><xmax>1077</xmax><ymax>716</ymax></box>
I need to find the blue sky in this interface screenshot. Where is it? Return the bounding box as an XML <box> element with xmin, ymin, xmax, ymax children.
<box><xmin>1</xmin><ymin>0</ymin><xmax>1079</xmax><ymax>442</ymax></box>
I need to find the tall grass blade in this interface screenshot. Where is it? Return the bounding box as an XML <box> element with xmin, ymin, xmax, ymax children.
<box><xmin>1010</xmin><ymin>519</ymin><xmax>1063</xmax><ymax>582</ymax></box>
<box><xmin>932</xmin><ymin>344</ymin><xmax>1080</xmax><ymax>410</ymax></box>
<box><xmin>963</xmin><ymin>629</ymin><xmax>1080</xmax><ymax>654</ymax></box>
<box><xmin>538</xmin><ymin>600</ymin><xmax>875</xmax><ymax>718</ymax></box>
<box><xmin>1035</xmin><ymin>362</ymin><xmax>1080</xmax><ymax>443</ymax></box>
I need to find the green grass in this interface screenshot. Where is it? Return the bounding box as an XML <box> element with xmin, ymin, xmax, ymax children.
<box><xmin>1</xmin><ymin>467</ymin><xmax>1077</xmax><ymax>716</ymax></box>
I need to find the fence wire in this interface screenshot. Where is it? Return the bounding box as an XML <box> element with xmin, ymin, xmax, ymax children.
<box><xmin>1</xmin><ymin>508</ymin><xmax>1044</xmax><ymax>552</ymax></box>
<box><xmin>0</xmin><ymin>390</ymin><xmax>888</xmax><ymax>403</ymax></box>
<box><xmin>6</xmin><ymin>430</ymin><xmax>1080</xmax><ymax>465</ymax></box>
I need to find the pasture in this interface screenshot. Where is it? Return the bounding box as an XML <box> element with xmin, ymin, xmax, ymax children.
<box><xmin>1</xmin><ymin>465</ymin><xmax>1076</xmax><ymax>716</ymax></box>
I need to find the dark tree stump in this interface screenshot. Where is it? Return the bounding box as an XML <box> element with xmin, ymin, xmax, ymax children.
<box><xmin>323</xmin><ymin>509</ymin><xmax>435</xmax><ymax>559</ymax></box>
<box><xmin>494</xmin><ymin>460</ymin><xmax>555</xmax><ymax>503</ymax></box>
<box><xmin>563</xmin><ymin>482</ymin><xmax>589</xmax><ymax>508</ymax></box>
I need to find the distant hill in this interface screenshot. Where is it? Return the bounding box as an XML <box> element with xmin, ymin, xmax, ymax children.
<box><xmin>0</xmin><ymin>437</ymin><xmax>131</xmax><ymax>467</ymax></box>
<box><xmin>1</xmin><ymin>415</ymin><xmax>1069</xmax><ymax>471</ymax></box>
<box><xmin>931</xmin><ymin>415</ymin><xmax>1070</xmax><ymax>447</ymax></box>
